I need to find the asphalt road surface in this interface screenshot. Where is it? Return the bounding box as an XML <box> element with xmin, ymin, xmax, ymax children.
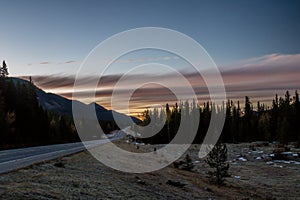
<box><xmin>0</xmin><ymin>129</ymin><xmax>126</xmax><ymax>174</ymax></box>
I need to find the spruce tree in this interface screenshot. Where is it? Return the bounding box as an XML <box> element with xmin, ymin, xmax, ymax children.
<box><xmin>0</xmin><ymin>61</ymin><xmax>9</xmax><ymax>78</ymax></box>
<box><xmin>183</xmin><ymin>154</ymin><xmax>194</xmax><ymax>171</ymax></box>
<box><xmin>206</xmin><ymin>142</ymin><xmax>229</xmax><ymax>185</ymax></box>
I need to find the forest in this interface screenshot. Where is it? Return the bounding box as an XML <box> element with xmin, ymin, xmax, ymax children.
<box><xmin>0</xmin><ymin>77</ymin><xmax>80</xmax><ymax>150</ymax></box>
<box><xmin>141</xmin><ymin>91</ymin><xmax>300</xmax><ymax>145</ymax></box>
<box><xmin>1</xmin><ymin>58</ymin><xmax>299</xmax><ymax>149</ymax></box>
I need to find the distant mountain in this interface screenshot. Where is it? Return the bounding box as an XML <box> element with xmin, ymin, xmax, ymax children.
<box><xmin>12</xmin><ymin>77</ymin><xmax>141</xmax><ymax>124</ymax></box>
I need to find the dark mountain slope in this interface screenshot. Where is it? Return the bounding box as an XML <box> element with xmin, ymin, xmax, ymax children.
<box><xmin>12</xmin><ymin>77</ymin><xmax>140</xmax><ymax>124</ymax></box>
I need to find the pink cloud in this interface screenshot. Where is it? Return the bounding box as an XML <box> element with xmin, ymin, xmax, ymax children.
<box><xmin>64</xmin><ymin>60</ymin><xmax>76</xmax><ymax>64</ymax></box>
<box><xmin>40</xmin><ymin>61</ymin><xmax>51</xmax><ymax>65</ymax></box>
<box><xmin>25</xmin><ymin>53</ymin><xmax>300</xmax><ymax>112</ymax></box>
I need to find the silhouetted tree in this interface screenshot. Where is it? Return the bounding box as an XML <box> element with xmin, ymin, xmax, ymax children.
<box><xmin>206</xmin><ymin>142</ymin><xmax>229</xmax><ymax>185</ymax></box>
<box><xmin>0</xmin><ymin>61</ymin><xmax>9</xmax><ymax>77</ymax></box>
<box><xmin>140</xmin><ymin>91</ymin><xmax>300</xmax><ymax>145</ymax></box>
<box><xmin>294</xmin><ymin>91</ymin><xmax>300</xmax><ymax>143</ymax></box>
<box><xmin>183</xmin><ymin>154</ymin><xmax>194</xmax><ymax>171</ymax></box>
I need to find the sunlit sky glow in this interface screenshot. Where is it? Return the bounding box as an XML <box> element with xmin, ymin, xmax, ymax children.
<box><xmin>1</xmin><ymin>0</ymin><xmax>300</xmax><ymax>116</ymax></box>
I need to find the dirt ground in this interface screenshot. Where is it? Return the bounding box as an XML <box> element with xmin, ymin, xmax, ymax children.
<box><xmin>0</xmin><ymin>140</ymin><xmax>299</xmax><ymax>200</ymax></box>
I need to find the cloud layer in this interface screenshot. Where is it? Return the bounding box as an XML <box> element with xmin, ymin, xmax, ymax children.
<box><xmin>24</xmin><ymin>53</ymin><xmax>300</xmax><ymax>114</ymax></box>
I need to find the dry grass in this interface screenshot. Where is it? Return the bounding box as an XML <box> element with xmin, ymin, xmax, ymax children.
<box><xmin>0</xmin><ymin>140</ymin><xmax>299</xmax><ymax>199</ymax></box>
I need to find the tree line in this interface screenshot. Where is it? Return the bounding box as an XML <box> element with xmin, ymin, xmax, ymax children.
<box><xmin>141</xmin><ymin>91</ymin><xmax>300</xmax><ymax>145</ymax></box>
<box><xmin>1</xmin><ymin>60</ymin><xmax>299</xmax><ymax>148</ymax></box>
<box><xmin>0</xmin><ymin>59</ymin><xmax>119</xmax><ymax>149</ymax></box>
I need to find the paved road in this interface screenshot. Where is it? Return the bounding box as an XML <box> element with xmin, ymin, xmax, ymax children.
<box><xmin>0</xmin><ymin>129</ymin><xmax>127</xmax><ymax>174</ymax></box>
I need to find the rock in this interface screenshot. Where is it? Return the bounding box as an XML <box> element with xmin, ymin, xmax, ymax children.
<box><xmin>166</xmin><ymin>180</ymin><xmax>186</xmax><ymax>188</ymax></box>
<box><xmin>54</xmin><ymin>162</ymin><xmax>65</xmax><ymax>168</ymax></box>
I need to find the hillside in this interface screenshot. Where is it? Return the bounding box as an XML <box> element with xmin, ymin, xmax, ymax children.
<box><xmin>10</xmin><ymin>77</ymin><xmax>140</xmax><ymax>124</ymax></box>
<box><xmin>0</xmin><ymin>77</ymin><xmax>139</xmax><ymax>149</ymax></box>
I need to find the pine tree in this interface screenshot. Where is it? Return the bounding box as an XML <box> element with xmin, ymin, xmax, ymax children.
<box><xmin>244</xmin><ymin>96</ymin><xmax>253</xmax><ymax>141</ymax></box>
<box><xmin>294</xmin><ymin>91</ymin><xmax>300</xmax><ymax>144</ymax></box>
<box><xmin>0</xmin><ymin>61</ymin><xmax>9</xmax><ymax>78</ymax></box>
<box><xmin>183</xmin><ymin>154</ymin><xmax>194</xmax><ymax>171</ymax></box>
<box><xmin>245</xmin><ymin>96</ymin><xmax>252</xmax><ymax>118</ymax></box>
<box><xmin>166</xmin><ymin>103</ymin><xmax>171</xmax><ymax>142</ymax></box>
<box><xmin>206</xmin><ymin>142</ymin><xmax>229</xmax><ymax>185</ymax></box>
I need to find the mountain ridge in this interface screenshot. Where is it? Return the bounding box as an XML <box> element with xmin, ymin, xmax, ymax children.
<box><xmin>12</xmin><ymin>77</ymin><xmax>141</xmax><ymax>124</ymax></box>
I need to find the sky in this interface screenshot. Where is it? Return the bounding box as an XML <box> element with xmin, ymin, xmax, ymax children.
<box><xmin>0</xmin><ymin>0</ymin><xmax>300</xmax><ymax>115</ymax></box>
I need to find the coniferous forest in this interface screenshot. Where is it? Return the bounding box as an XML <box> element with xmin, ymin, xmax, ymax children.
<box><xmin>1</xmin><ymin>74</ymin><xmax>300</xmax><ymax>149</ymax></box>
<box><xmin>141</xmin><ymin>91</ymin><xmax>300</xmax><ymax>145</ymax></box>
<box><xmin>0</xmin><ymin>77</ymin><xmax>80</xmax><ymax>150</ymax></box>
<box><xmin>1</xmin><ymin>60</ymin><xmax>300</xmax><ymax>149</ymax></box>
